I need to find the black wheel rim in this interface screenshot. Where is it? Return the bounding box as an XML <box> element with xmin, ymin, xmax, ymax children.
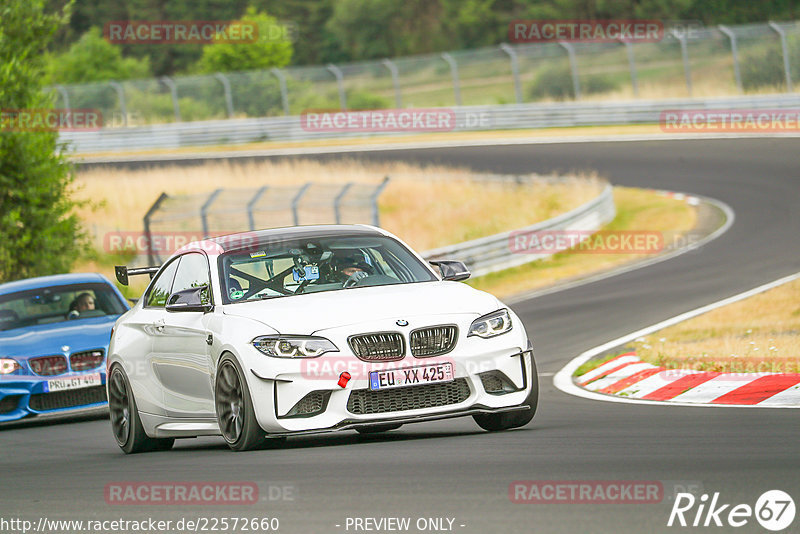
<box><xmin>216</xmin><ymin>362</ymin><xmax>244</xmax><ymax>443</ymax></box>
<box><xmin>108</xmin><ymin>369</ymin><xmax>130</xmax><ymax>446</ymax></box>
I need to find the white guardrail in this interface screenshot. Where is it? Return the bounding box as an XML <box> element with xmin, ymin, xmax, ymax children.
<box><xmin>422</xmin><ymin>184</ymin><xmax>615</xmax><ymax>277</ymax></box>
<box><xmin>61</xmin><ymin>93</ymin><xmax>800</xmax><ymax>154</ymax></box>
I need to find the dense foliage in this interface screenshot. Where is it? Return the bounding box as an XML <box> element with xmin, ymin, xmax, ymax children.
<box><xmin>42</xmin><ymin>0</ymin><xmax>799</xmax><ymax>81</ymax></box>
<box><xmin>0</xmin><ymin>0</ymin><xmax>86</xmax><ymax>282</ymax></box>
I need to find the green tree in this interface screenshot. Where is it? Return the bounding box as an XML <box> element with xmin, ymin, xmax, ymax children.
<box><xmin>194</xmin><ymin>8</ymin><xmax>293</xmax><ymax>74</ymax></box>
<box><xmin>0</xmin><ymin>0</ymin><xmax>86</xmax><ymax>282</ymax></box>
<box><xmin>44</xmin><ymin>27</ymin><xmax>151</xmax><ymax>84</ymax></box>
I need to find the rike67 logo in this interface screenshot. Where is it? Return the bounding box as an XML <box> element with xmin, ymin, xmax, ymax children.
<box><xmin>668</xmin><ymin>490</ymin><xmax>795</xmax><ymax>531</ymax></box>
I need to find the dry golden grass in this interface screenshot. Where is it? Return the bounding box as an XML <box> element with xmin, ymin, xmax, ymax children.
<box><xmin>468</xmin><ymin>187</ymin><xmax>696</xmax><ymax>299</ymax></box>
<box><xmin>636</xmin><ymin>278</ymin><xmax>800</xmax><ymax>373</ymax></box>
<box><xmin>73</xmin><ymin>159</ymin><xmax>604</xmax><ymax>253</ymax></box>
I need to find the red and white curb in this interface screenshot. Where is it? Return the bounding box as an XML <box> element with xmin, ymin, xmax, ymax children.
<box><xmin>577</xmin><ymin>352</ymin><xmax>800</xmax><ymax>406</ymax></box>
<box><xmin>554</xmin><ymin>271</ymin><xmax>800</xmax><ymax>409</ymax></box>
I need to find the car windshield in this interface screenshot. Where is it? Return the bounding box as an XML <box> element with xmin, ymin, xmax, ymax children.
<box><xmin>0</xmin><ymin>282</ymin><xmax>127</xmax><ymax>332</ymax></box>
<box><xmin>219</xmin><ymin>234</ymin><xmax>437</xmax><ymax>303</ymax></box>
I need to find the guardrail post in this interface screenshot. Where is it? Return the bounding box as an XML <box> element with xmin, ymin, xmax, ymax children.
<box><xmin>247</xmin><ymin>186</ymin><xmax>268</xmax><ymax>230</ymax></box>
<box><xmin>500</xmin><ymin>44</ymin><xmax>523</xmax><ymax>104</ymax></box>
<box><xmin>326</xmin><ymin>64</ymin><xmax>347</xmax><ymax>111</ymax></box>
<box><xmin>557</xmin><ymin>42</ymin><xmax>581</xmax><ymax>99</ymax></box>
<box><xmin>769</xmin><ymin>22</ymin><xmax>793</xmax><ymax>92</ymax></box>
<box><xmin>671</xmin><ymin>30</ymin><xmax>693</xmax><ymax>96</ymax></box>
<box><xmin>441</xmin><ymin>53</ymin><xmax>462</xmax><ymax>106</ymax></box>
<box><xmin>200</xmin><ymin>189</ymin><xmax>222</xmax><ymax>238</ymax></box>
<box><xmin>619</xmin><ymin>39</ymin><xmax>639</xmax><ymax>98</ymax></box>
<box><xmin>214</xmin><ymin>73</ymin><xmax>235</xmax><ymax>118</ymax></box>
<box><xmin>160</xmin><ymin>76</ymin><xmax>181</xmax><ymax>122</ymax></box>
<box><xmin>370</xmin><ymin>177</ymin><xmax>390</xmax><ymax>227</ymax></box>
<box><xmin>270</xmin><ymin>68</ymin><xmax>290</xmax><ymax>116</ymax></box>
<box><xmin>292</xmin><ymin>183</ymin><xmax>311</xmax><ymax>226</ymax></box>
<box><xmin>143</xmin><ymin>192</ymin><xmax>169</xmax><ymax>265</ymax></box>
<box><xmin>718</xmin><ymin>25</ymin><xmax>743</xmax><ymax>94</ymax></box>
<box><xmin>108</xmin><ymin>81</ymin><xmax>128</xmax><ymax>127</ymax></box>
<box><xmin>54</xmin><ymin>84</ymin><xmax>71</xmax><ymax>110</ymax></box>
<box><xmin>381</xmin><ymin>59</ymin><xmax>402</xmax><ymax>108</ymax></box>
<box><xmin>334</xmin><ymin>183</ymin><xmax>353</xmax><ymax>224</ymax></box>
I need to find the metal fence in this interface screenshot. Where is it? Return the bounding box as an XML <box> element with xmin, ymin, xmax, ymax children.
<box><xmin>49</xmin><ymin>21</ymin><xmax>800</xmax><ymax>128</ymax></box>
<box><xmin>62</xmin><ymin>92</ymin><xmax>800</xmax><ymax>155</ymax></box>
<box><xmin>423</xmin><ymin>184</ymin><xmax>615</xmax><ymax>277</ymax></box>
<box><xmin>143</xmin><ymin>178</ymin><xmax>389</xmax><ymax>264</ymax></box>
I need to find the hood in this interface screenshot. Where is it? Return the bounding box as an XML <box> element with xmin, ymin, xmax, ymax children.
<box><xmin>0</xmin><ymin>315</ymin><xmax>117</xmax><ymax>359</ymax></box>
<box><xmin>222</xmin><ymin>281</ymin><xmax>501</xmax><ymax>335</ymax></box>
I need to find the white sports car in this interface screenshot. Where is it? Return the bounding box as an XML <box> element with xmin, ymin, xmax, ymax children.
<box><xmin>108</xmin><ymin>225</ymin><xmax>537</xmax><ymax>452</ymax></box>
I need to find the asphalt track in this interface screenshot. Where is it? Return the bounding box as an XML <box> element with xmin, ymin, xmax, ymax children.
<box><xmin>3</xmin><ymin>138</ymin><xmax>800</xmax><ymax>533</ymax></box>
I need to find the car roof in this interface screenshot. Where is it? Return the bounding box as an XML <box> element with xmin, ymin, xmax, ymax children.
<box><xmin>0</xmin><ymin>273</ymin><xmax>108</xmax><ymax>296</ymax></box>
<box><xmin>206</xmin><ymin>224</ymin><xmax>387</xmax><ymax>253</ymax></box>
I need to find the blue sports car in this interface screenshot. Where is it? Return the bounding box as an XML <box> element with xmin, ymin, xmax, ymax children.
<box><xmin>0</xmin><ymin>273</ymin><xmax>129</xmax><ymax>423</ymax></box>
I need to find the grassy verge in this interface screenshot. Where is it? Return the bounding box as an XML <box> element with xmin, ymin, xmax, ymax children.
<box><xmin>467</xmin><ymin>187</ymin><xmax>697</xmax><ymax>299</ymax></box>
<box><xmin>635</xmin><ymin>277</ymin><xmax>800</xmax><ymax>374</ymax></box>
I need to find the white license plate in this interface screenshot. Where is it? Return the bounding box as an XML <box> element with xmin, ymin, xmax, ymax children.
<box><xmin>369</xmin><ymin>363</ymin><xmax>454</xmax><ymax>391</ymax></box>
<box><xmin>44</xmin><ymin>372</ymin><xmax>102</xmax><ymax>393</ymax></box>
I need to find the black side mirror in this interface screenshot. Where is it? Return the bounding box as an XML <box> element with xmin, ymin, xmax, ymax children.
<box><xmin>430</xmin><ymin>260</ymin><xmax>471</xmax><ymax>282</ymax></box>
<box><xmin>166</xmin><ymin>286</ymin><xmax>212</xmax><ymax>313</ymax></box>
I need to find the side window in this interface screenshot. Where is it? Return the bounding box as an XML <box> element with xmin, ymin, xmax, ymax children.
<box><xmin>171</xmin><ymin>253</ymin><xmax>212</xmax><ymax>304</ymax></box>
<box><xmin>145</xmin><ymin>259</ymin><xmax>179</xmax><ymax>308</ymax></box>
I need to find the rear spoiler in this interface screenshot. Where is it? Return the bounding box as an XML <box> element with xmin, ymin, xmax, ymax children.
<box><xmin>115</xmin><ymin>265</ymin><xmax>160</xmax><ymax>286</ymax></box>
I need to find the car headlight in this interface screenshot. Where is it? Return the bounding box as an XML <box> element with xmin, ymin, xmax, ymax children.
<box><xmin>0</xmin><ymin>358</ymin><xmax>21</xmax><ymax>374</ymax></box>
<box><xmin>467</xmin><ymin>309</ymin><xmax>513</xmax><ymax>338</ymax></box>
<box><xmin>252</xmin><ymin>336</ymin><xmax>338</xmax><ymax>358</ymax></box>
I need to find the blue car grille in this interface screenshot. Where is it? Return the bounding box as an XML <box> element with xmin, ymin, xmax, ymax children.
<box><xmin>29</xmin><ymin>386</ymin><xmax>107</xmax><ymax>412</ymax></box>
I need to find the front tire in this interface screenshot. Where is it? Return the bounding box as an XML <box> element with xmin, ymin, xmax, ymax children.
<box><xmin>473</xmin><ymin>352</ymin><xmax>538</xmax><ymax>432</ymax></box>
<box><xmin>215</xmin><ymin>354</ymin><xmax>269</xmax><ymax>451</ymax></box>
<box><xmin>108</xmin><ymin>364</ymin><xmax>174</xmax><ymax>454</ymax></box>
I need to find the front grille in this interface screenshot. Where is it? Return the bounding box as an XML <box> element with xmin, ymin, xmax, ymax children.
<box><xmin>29</xmin><ymin>386</ymin><xmax>107</xmax><ymax>412</ymax></box>
<box><xmin>70</xmin><ymin>350</ymin><xmax>104</xmax><ymax>372</ymax></box>
<box><xmin>410</xmin><ymin>325</ymin><xmax>458</xmax><ymax>357</ymax></box>
<box><xmin>0</xmin><ymin>395</ymin><xmax>21</xmax><ymax>414</ymax></box>
<box><xmin>347</xmin><ymin>378</ymin><xmax>470</xmax><ymax>415</ymax></box>
<box><xmin>348</xmin><ymin>332</ymin><xmax>405</xmax><ymax>362</ymax></box>
<box><xmin>29</xmin><ymin>355</ymin><xmax>68</xmax><ymax>376</ymax></box>
<box><xmin>282</xmin><ymin>391</ymin><xmax>330</xmax><ymax>418</ymax></box>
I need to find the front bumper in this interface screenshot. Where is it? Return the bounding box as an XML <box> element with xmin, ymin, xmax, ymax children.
<box><xmin>246</xmin><ymin>345</ymin><xmax>535</xmax><ymax>434</ymax></box>
<box><xmin>0</xmin><ymin>372</ymin><xmax>107</xmax><ymax>423</ymax></box>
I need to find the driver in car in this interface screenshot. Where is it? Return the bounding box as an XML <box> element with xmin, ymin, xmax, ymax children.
<box><xmin>67</xmin><ymin>293</ymin><xmax>96</xmax><ymax>318</ymax></box>
<box><xmin>334</xmin><ymin>254</ymin><xmax>372</xmax><ymax>287</ymax></box>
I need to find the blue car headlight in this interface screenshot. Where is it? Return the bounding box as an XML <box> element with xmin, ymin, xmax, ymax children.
<box><xmin>0</xmin><ymin>358</ymin><xmax>21</xmax><ymax>374</ymax></box>
<box><xmin>252</xmin><ymin>336</ymin><xmax>338</xmax><ymax>358</ymax></box>
<box><xmin>467</xmin><ymin>309</ymin><xmax>513</xmax><ymax>339</ymax></box>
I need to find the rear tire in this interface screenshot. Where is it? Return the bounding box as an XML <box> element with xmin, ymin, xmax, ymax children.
<box><xmin>473</xmin><ymin>352</ymin><xmax>538</xmax><ymax>432</ymax></box>
<box><xmin>355</xmin><ymin>423</ymin><xmax>402</xmax><ymax>434</ymax></box>
<box><xmin>108</xmin><ymin>364</ymin><xmax>174</xmax><ymax>454</ymax></box>
<box><xmin>215</xmin><ymin>354</ymin><xmax>269</xmax><ymax>451</ymax></box>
